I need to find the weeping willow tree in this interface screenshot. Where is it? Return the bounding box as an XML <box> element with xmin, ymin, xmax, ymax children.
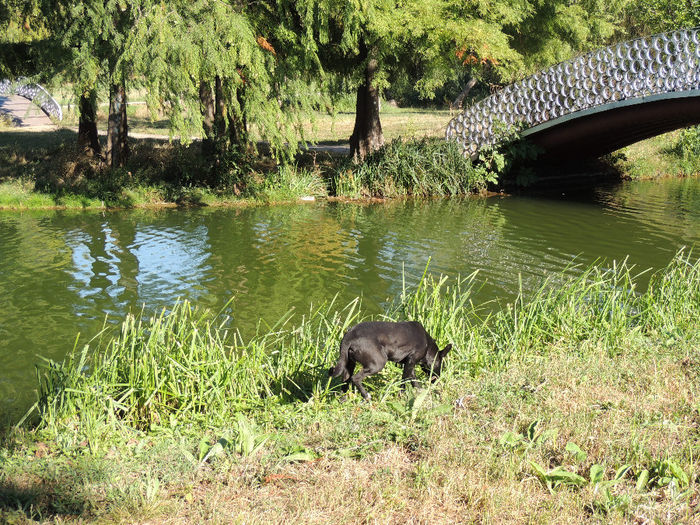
<box><xmin>34</xmin><ymin>0</ymin><xmax>153</xmax><ymax>164</ymax></box>
<box><xmin>129</xmin><ymin>0</ymin><xmax>326</xmax><ymax>169</ymax></box>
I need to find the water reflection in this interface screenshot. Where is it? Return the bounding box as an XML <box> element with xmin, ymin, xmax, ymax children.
<box><xmin>0</xmin><ymin>175</ymin><xmax>699</xmax><ymax>416</ymax></box>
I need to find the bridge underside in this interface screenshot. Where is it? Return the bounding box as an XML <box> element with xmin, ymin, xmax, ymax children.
<box><xmin>523</xmin><ymin>91</ymin><xmax>700</xmax><ymax>161</ymax></box>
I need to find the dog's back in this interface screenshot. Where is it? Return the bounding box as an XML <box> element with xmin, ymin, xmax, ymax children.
<box><xmin>341</xmin><ymin>321</ymin><xmax>430</xmax><ymax>361</ymax></box>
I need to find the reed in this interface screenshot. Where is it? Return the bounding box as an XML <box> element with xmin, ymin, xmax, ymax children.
<box><xmin>28</xmin><ymin>251</ymin><xmax>700</xmax><ymax>439</ymax></box>
<box><xmin>331</xmin><ymin>138</ymin><xmax>495</xmax><ymax>198</ymax></box>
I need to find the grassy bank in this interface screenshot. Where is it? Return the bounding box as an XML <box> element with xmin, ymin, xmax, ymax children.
<box><xmin>0</xmin><ymin>128</ymin><xmax>491</xmax><ymax>209</ymax></box>
<box><xmin>1</xmin><ymin>108</ymin><xmax>699</xmax><ymax>209</ymax></box>
<box><xmin>1</xmin><ymin>251</ymin><xmax>699</xmax><ymax>523</ymax></box>
<box><xmin>609</xmin><ymin>126</ymin><xmax>700</xmax><ymax>181</ymax></box>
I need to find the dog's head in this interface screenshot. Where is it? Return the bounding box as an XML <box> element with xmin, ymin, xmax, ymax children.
<box><xmin>421</xmin><ymin>342</ymin><xmax>453</xmax><ymax>381</ymax></box>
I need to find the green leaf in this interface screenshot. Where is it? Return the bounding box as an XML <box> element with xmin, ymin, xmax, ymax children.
<box><xmin>636</xmin><ymin>469</ymin><xmax>649</xmax><ymax>491</ymax></box>
<box><xmin>667</xmin><ymin>461</ymin><xmax>689</xmax><ymax>487</ymax></box>
<box><xmin>549</xmin><ymin>467</ymin><xmax>587</xmax><ymax>487</ymax></box>
<box><xmin>613</xmin><ymin>465</ymin><xmax>631</xmax><ymax>482</ymax></box>
<box><xmin>529</xmin><ymin>460</ymin><xmax>548</xmax><ymax>481</ymax></box>
<box><xmin>500</xmin><ymin>431</ymin><xmax>523</xmax><ymax>447</ymax></box>
<box><xmin>589</xmin><ymin>464</ymin><xmax>604</xmax><ymax>484</ymax></box>
<box><xmin>198</xmin><ymin>437</ymin><xmax>210</xmax><ymax>462</ymax></box>
<box><xmin>284</xmin><ymin>450</ymin><xmax>316</xmax><ymax>463</ymax></box>
<box><xmin>526</xmin><ymin>420</ymin><xmax>539</xmax><ymax>441</ymax></box>
<box><xmin>565</xmin><ymin>442</ymin><xmax>587</xmax><ymax>462</ymax></box>
<box><xmin>200</xmin><ymin>440</ymin><xmax>226</xmax><ymax>464</ymax></box>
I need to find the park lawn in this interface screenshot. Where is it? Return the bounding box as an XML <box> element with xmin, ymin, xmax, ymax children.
<box><xmin>3</xmin><ymin>340</ymin><xmax>697</xmax><ymax>523</ymax></box>
<box><xmin>56</xmin><ymin>101</ymin><xmax>452</xmax><ymax>143</ymax></box>
<box><xmin>1</xmin><ymin>254</ymin><xmax>699</xmax><ymax>523</ymax></box>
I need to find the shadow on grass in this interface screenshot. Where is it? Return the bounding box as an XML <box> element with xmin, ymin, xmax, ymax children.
<box><xmin>0</xmin><ymin>414</ymin><xmax>100</xmax><ymax>522</ymax></box>
<box><xmin>0</xmin><ymin>128</ymin><xmax>78</xmax><ymax>152</ymax></box>
<box><xmin>0</xmin><ymin>478</ymin><xmax>96</xmax><ymax>522</ymax></box>
<box><xmin>267</xmin><ymin>365</ymin><xmax>338</xmax><ymax>403</ymax></box>
<box><xmin>268</xmin><ymin>363</ymin><xmax>408</xmax><ymax>404</ymax></box>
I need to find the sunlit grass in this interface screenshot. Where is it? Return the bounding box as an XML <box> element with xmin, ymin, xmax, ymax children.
<box><xmin>611</xmin><ymin>128</ymin><xmax>700</xmax><ymax>179</ymax></box>
<box><xmin>0</xmin><ymin>179</ymin><xmax>56</xmax><ymax>208</ymax></box>
<box><xmin>27</xmin><ymin>250</ymin><xmax>700</xmax><ymax>435</ymax></box>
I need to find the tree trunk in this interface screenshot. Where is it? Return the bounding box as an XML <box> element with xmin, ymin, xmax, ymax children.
<box><xmin>199</xmin><ymin>80</ymin><xmax>215</xmax><ymax>156</ymax></box>
<box><xmin>214</xmin><ymin>76</ymin><xmax>227</xmax><ymax>150</ymax></box>
<box><xmin>349</xmin><ymin>40</ymin><xmax>384</xmax><ymax>161</ymax></box>
<box><xmin>451</xmin><ymin>77</ymin><xmax>477</xmax><ymax>110</ymax></box>
<box><xmin>106</xmin><ymin>82</ymin><xmax>128</xmax><ymax>168</ymax></box>
<box><xmin>228</xmin><ymin>87</ymin><xmax>248</xmax><ymax>149</ymax></box>
<box><xmin>77</xmin><ymin>89</ymin><xmax>101</xmax><ymax>155</ymax></box>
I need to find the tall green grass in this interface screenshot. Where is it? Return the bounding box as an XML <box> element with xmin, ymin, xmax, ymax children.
<box><xmin>27</xmin><ymin>251</ymin><xmax>700</xmax><ymax>439</ymax></box>
<box><xmin>331</xmin><ymin>138</ymin><xmax>496</xmax><ymax>198</ymax></box>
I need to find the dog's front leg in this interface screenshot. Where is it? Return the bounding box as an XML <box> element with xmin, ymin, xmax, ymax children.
<box><xmin>401</xmin><ymin>362</ymin><xmax>419</xmax><ymax>389</ymax></box>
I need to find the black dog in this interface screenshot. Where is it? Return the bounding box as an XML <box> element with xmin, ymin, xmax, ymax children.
<box><xmin>329</xmin><ymin>321</ymin><xmax>452</xmax><ymax>400</ymax></box>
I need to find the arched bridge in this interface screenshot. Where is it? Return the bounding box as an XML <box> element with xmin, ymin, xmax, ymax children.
<box><xmin>0</xmin><ymin>78</ymin><xmax>63</xmax><ymax>122</ymax></box>
<box><xmin>446</xmin><ymin>28</ymin><xmax>700</xmax><ymax>160</ymax></box>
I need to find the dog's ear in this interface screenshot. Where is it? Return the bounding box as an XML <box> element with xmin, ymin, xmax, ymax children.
<box><xmin>440</xmin><ymin>343</ymin><xmax>453</xmax><ymax>356</ymax></box>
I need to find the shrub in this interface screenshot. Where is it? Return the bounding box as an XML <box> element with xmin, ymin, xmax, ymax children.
<box><xmin>673</xmin><ymin>125</ymin><xmax>700</xmax><ymax>175</ymax></box>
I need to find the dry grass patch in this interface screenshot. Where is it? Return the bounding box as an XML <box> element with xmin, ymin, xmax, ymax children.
<box><xmin>114</xmin><ymin>341</ymin><xmax>699</xmax><ymax>525</ymax></box>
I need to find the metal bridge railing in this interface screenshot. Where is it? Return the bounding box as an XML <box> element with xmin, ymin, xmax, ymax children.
<box><xmin>0</xmin><ymin>78</ymin><xmax>63</xmax><ymax>121</ymax></box>
<box><xmin>446</xmin><ymin>27</ymin><xmax>700</xmax><ymax>156</ymax></box>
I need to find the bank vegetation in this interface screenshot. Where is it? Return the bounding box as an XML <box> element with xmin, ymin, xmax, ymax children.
<box><xmin>2</xmin><ymin>117</ymin><xmax>699</xmax><ymax>211</ymax></box>
<box><xmin>1</xmin><ymin>250</ymin><xmax>699</xmax><ymax>523</ymax></box>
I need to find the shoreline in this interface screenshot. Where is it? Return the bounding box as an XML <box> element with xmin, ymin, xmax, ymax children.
<box><xmin>1</xmin><ymin>124</ymin><xmax>698</xmax><ymax>212</ymax></box>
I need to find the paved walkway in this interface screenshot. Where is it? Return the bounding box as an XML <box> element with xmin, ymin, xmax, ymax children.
<box><xmin>0</xmin><ymin>94</ymin><xmax>55</xmax><ymax>128</ymax></box>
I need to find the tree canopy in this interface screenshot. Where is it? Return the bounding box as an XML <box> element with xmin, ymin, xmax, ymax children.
<box><xmin>2</xmin><ymin>0</ymin><xmax>695</xmax><ymax>166</ymax></box>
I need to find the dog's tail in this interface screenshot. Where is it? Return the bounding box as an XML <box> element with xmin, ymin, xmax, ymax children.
<box><xmin>329</xmin><ymin>339</ymin><xmax>351</xmax><ymax>381</ymax></box>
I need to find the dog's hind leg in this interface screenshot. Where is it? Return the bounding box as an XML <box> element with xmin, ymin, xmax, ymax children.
<box><xmin>350</xmin><ymin>361</ymin><xmax>384</xmax><ymax>401</ymax></box>
<box><xmin>339</xmin><ymin>359</ymin><xmax>356</xmax><ymax>399</ymax></box>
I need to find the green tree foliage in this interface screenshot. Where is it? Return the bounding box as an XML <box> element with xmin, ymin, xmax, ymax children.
<box><xmin>622</xmin><ymin>0</ymin><xmax>700</xmax><ymax>35</ymax></box>
<box><xmin>506</xmin><ymin>0</ymin><xmax>631</xmax><ymax>72</ymax></box>
<box><xmin>0</xmin><ymin>0</ymin><xmax>51</xmax><ymax>78</ymax></box>
<box><xmin>129</xmin><ymin>0</ymin><xmax>326</xmax><ymax>164</ymax></box>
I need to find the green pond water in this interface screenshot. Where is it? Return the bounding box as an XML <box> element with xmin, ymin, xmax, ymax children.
<box><xmin>1</xmin><ymin>176</ymin><xmax>699</xmax><ymax>418</ymax></box>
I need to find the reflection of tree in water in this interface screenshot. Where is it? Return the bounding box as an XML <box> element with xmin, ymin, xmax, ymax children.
<box><xmin>330</xmin><ymin>198</ymin><xmax>511</xmax><ymax>306</ymax></box>
<box><xmin>201</xmin><ymin>204</ymin><xmax>376</xmax><ymax>338</ymax></box>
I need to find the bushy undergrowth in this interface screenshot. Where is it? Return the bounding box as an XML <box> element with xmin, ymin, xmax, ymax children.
<box><xmin>246</xmin><ymin>164</ymin><xmax>328</xmax><ymax>202</ymax></box>
<box><xmin>27</xmin><ymin>250</ymin><xmax>700</xmax><ymax>438</ymax></box>
<box><xmin>331</xmin><ymin>138</ymin><xmax>496</xmax><ymax>198</ymax></box>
